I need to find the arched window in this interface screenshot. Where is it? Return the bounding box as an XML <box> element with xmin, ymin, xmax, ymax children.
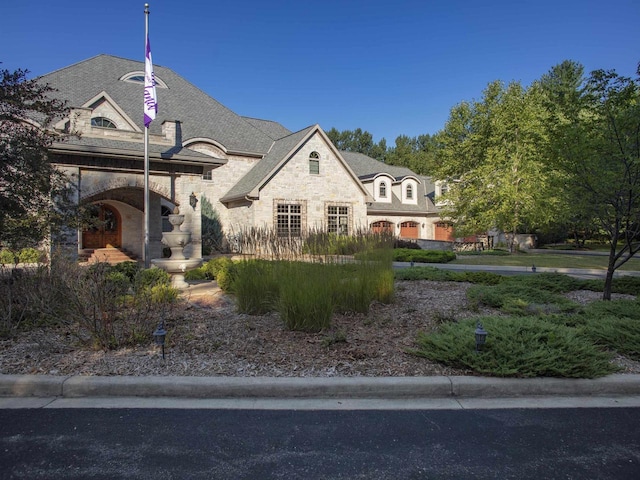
<box><xmin>379</xmin><ymin>182</ymin><xmax>387</xmax><ymax>198</ymax></box>
<box><xmin>309</xmin><ymin>151</ymin><xmax>320</xmax><ymax>175</ymax></box>
<box><xmin>91</xmin><ymin>117</ymin><xmax>117</xmax><ymax>129</ymax></box>
<box><xmin>406</xmin><ymin>184</ymin><xmax>413</xmax><ymax>200</ymax></box>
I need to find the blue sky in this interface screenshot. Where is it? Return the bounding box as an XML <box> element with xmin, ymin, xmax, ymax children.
<box><xmin>2</xmin><ymin>0</ymin><xmax>639</xmax><ymax>143</ymax></box>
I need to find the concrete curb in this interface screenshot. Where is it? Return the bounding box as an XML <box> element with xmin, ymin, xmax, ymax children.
<box><xmin>1</xmin><ymin>374</ymin><xmax>640</xmax><ymax>399</ymax></box>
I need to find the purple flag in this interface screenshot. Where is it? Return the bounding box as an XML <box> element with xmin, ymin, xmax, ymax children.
<box><xmin>144</xmin><ymin>34</ymin><xmax>157</xmax><ymax>128</ymax></box>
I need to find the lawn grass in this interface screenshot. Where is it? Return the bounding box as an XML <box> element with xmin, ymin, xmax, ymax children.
<box><xmin>452</xmin><ymin>252</ymin><xmax>640</xmax><ymax>271</ymax></box>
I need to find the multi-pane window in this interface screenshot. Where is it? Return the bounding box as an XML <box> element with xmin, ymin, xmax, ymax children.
<box><xmin>202</xmin><ymin>169</ymin><xmax>213</xmax><ymax>181</ymax></box>
<box><xmin>91</xmin><ymin>117</ymin><xmax>117</xmax><ymax>128</ymax></box>
<box><xmin>379</xmin><ymin>182</ymin><xmax>387</xmax><ymax>198</ymax></box>
<box><xmin>277</xmin><ymin>204</ymin><xmax>301</xmax><ymax>237</ymax></box>
<box><xmin>309</xmin><ymin>151</ymin><xmax>320</xmax><ymax>175</ymax></box>
<box><xmin>406</xmin><ymin>184</ymin><xmax>413</xmax><ymax>200</ymax></box>
<box><xmin>328</xmin><ymin>206</ymin><xmax>349</xmax><ymax>235</ymax></box>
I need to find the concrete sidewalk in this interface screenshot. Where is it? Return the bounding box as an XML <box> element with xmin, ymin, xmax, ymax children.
<box><xmin>2</xmin><ymin>374</ymin><xmax>640</xmax><ymax>400</ymax></box>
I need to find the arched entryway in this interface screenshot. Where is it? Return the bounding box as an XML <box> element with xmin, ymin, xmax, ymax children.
<box><xmin>82</xmin><ymin>204</ymin><xmax>122</xmax><ymax>248</ymax></box>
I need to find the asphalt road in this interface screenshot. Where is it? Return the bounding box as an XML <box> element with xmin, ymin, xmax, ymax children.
<box><xmin>1</xmin><ymin>407</ymin><xmax>639</xmax><ymax>479</ymax></box>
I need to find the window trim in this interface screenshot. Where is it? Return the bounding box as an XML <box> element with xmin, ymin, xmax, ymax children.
<box><xmin>91</xmin><ymin>117</ymin><xmax>117</xmax><ymax>129</ymax></box>
<box><xmin>309</xmin><ymin>151</ymin><xmax>320</xmax><ymax>175</ymax></box>
<box><xmin>276</xmin><ymin>203</ymin><xmax>302</xmax><ymax>237</ymax></box>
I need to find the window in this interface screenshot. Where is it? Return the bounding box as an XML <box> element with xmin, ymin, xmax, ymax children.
<box><xmin>277</xmin><ymin>204</ymin><xmax>301</xmax><ymax>237</ymax></box>
<box><xmin>328</xmin><ymin>206</ymin><xmax>349</xmax><ymax>235</ymax></box>
<box><xmin>379</xmin><ymin>182</ymin><xmax>387</xmax><ymax>198</ymax></box>
<box><xmin>91</xmin><ymin>117</ymin><xmax>116</xmax><ymax>129</ymax></box>
<box><xmin>161</xmin><ymin>206</ymin><xmax>173</xmax><ymax>232</ymax></box>
<box><xmin>406</xmin><ymin>184</ymin><xmax>413</xmax><ymax>200</ymax></box>
<box><xmin>120</xmin><ymin>72</ymin><xmax>168</xmax><ymax>88</ymax></box>
<box><xmin>309</xmin><ymin>151</ymin><xmax>320</xmax><ymax>175</ymax></box>
<box><xmin>202</xmin><ymin>169</ymin><xmax>213</xmax><ymax>181</ymax></box>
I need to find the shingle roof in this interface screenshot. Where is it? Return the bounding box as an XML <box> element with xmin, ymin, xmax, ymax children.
<box><xmin>242</xmin><ymin>117</ymin><xmax>292</xmax><ymax>140</ymax></box>
<box><xmin>39</xmin><ymin>54</ymin><xmax>275</xmax><ymax>155</ymax></box>
<box><xmin>340</xmin><ymin>151</ymin><xmax>417</xmax><ymax>180</ymax></box>
<box><xmin>52</xmin><ymin>136</ymin><xmax>223</xmax><ymax>164</ymax></box>
<box><xmin>221</xmin><ymin>126</ymin><xmax>315</xmax><ymax>202</ymax></box>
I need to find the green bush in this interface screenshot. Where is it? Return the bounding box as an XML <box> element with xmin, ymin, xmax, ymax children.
<box><xmin>505</xmin><ymin>272</ymin><xmax>583</xmax><ymax>293</ymax></box>
<box><xmin>215</xmin><ymin>259</ymin><xmax>238</xmax><ymax>292</ymax></box>
<box><xmin>184</xmin><ymin>267</ymin><xmax>208</xmax><ymax>280</ymax></box>
<box><xmin>581</xmin><ymin>315</ymin><xmax>640</xmax><ymax>360</ymax></box>
<box><xmin>17</xmin><ymin>248</ymin><xmax>44</xmax><ymax>264</ymax></box>
<box><xmin>395</xmin><ymin>266</ymin><xmax>504</xmax><ymax>285</ymax></box>
<box><xmin>110</xmin><ymin>261</ymin><xmax>141</xmax><ymax>283</ymax></box>
<box><xmin>0</xmin><ymin>250</ymin><xmax>16</xmax><ymax>264</ymax></box>
<box><xmin>202</xmin><ymin>256</ymin><xmax>234</xmax><ymax>280</ymax></box>
<box><xmin>412</xmin><ymin>316</ymin><xmax>617</xmax><ymax>378</ymax></box>
<box><xmin>134</xmin><ymin>267</ymin><xmax>171</xmax><ymax>292</ymax></box>
<box><xmin>467</xmin><ymin>282</ymin><xmax>580</xmax><ymax>315</ymax></box>
<box><xmin>393</xmin><ymin>248</ymin><xmax>456</xmax><ymax>263</ymax></box>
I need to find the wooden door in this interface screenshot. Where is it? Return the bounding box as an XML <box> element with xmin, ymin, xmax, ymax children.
<box><xmin>83</xmin><ymin>204</ymin><xmax>121</xmax><ymax>248</ymax></box>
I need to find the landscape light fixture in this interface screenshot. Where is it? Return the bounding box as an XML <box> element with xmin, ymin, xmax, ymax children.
<box><xmin>189</xmin><ymin>192</ymin><xmax>198</xmax><ymax>210</ymax></box>
<box><xmin>475</xmin><ymin>321</ymin><xmax>487</xmax><ymax>353</ymax></box>
<box><xmin>153</xmin><ymin>321</ymin><xmax>167</xmax><ymax>359</ymax></box>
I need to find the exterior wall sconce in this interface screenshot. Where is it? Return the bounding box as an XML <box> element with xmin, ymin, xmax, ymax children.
<box><xmin>475</xmin><ymin>321</ymin><xmax>488</xmax><ymax>353</ymax></box>
<box><xmin>189</xmin><ymin>192</ymin><xmax>198</xmax><ymax>210</ymax></box>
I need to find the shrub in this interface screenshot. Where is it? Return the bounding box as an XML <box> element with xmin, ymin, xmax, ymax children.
<box><xmin>581</xmin><ymin>315</ymin><xmax>640</xmax><ymax>360</ymax></box>
<box><xmin>110</xmin><ymin>261</ymin><xmax>141</xmax><ymax>283</ymax></box>
<box><xmin>17</xmin><ymin>248</ymin><xmax>45</xmax><ymax>264</ymax></box>
<box><xmin>202</xmin><ymin>256</ymin><xmax>234</xmax><ymax>280</ymax></box>
<box><xmin>0</xmin><ymin>250</ymin><xmax>16</xmax><ymax>264</ymax></box>
<box><xmin>395</xmin><ymin>266</ymin><xmax>504</xmax><ymax>285</ymax></box>
<box><xmin>467</xmin><ymin>282</ymin><xmax>580</xmax><ymax>315</ymax></box>
<box><xmin>184</xmin><ymin>267</ymin><xmax>207</xmax><ymax>281</ymax></box>
<box><xmin>412</xmin><ymin>316</ymin><xmax>617</xmax><ymax>378</ymax></box>
<box><xmin>393</xmin><ymin>249</ymin><xmax>456</xmax><ymax>263</ymax></box>
<box><xmin>215</xmin><ymin>259</ymin><xmax>238</xmax><ymax>292</ymax></box>
<box><xmin>134</xmin><ymin>267</ymin><xmax>171</xmax><ymax>292</ymax></box>
<box><xmin>393</xmin><ymin>239</ymin><xmax>421</xmax><ymax>249</ymax></box>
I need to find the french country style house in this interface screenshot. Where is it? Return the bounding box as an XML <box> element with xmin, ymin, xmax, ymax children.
<box><xmin>38</xmin><ymin>54</ymin><xmax>446</xmax><ymax>262</ymax></box>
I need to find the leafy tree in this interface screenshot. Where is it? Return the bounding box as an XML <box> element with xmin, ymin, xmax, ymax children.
<box><xmin>433</xmin><ymin>80</ymin><xmax>558</xmax><ymax>250</ymax></box>
<box><xmin>385</xmin><ymin>133</ymin><xmax>438</xmax><ymax>174</ymax></box>
<box><xmin>550</xmin><ymin>67</ymin><xmax>640</xmax><ymax>300</ymax></box>
<box><xmin>0</xmin><ymin>67</ymin><xmax>76</xmax><ymax>249</ymax></box>
<box><xmin>326</xmin><ymin>127</ymin><xmax>387</xmax><ymax>161</ymax></box>
<box><xmin>201</xmin><ymin>195</ymin><xmax>224</xmax><ymax>254</ymax></box>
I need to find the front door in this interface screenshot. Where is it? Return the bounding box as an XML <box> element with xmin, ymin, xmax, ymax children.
<box><xmin>83</xmin><ymin>204</ymin><xmax>121</xmax><ymax>248</ymax></box>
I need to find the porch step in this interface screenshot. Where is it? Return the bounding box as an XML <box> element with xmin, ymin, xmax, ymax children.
<box><xmin>85</xmin><ymin>247</ymin><xmax>138</xmax><ymax>265</ymax></box>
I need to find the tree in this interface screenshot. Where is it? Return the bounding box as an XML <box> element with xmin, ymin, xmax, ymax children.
<box><xmin>326</xmin><ymin>127</ymin><xmax>387</xmax><ymax>161</ymax></box>
<box><xmin>0</xmin><ymin>67</ymin><xmax>75</xmax><ymax>249</ymax></box>
<box><xmin>385</xmin><ymin>133</ymin><xmax>438</xmax><ymax>174</ymax></box>
<box><xmin>433</xmin><ymin>80</ymin><xmax>558</xmax><ymax>250</ymax></box>
<box><xmin>550</xmin><ymin>68</ymin><xmax>640</xmax><ymax>300</ymax></box>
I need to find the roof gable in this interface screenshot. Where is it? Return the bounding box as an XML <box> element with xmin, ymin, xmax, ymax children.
<box><xmin>221</xmin><ymin>125</ymin><xmax>371</xmax><ymax>203</ymax></box>
<box><xmin>38</xmin><ymin>54</ymin><xmax>276</xmax><ymax>155</ymax></box>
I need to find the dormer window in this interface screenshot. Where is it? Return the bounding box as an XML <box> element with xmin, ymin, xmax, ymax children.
<box><xmin>309</xmin><ymin>151</ymin><xmax>320</xmax><ymax>175</ymax></box>
<box><xmin>91</xmin><ymin>117</ymin><xmax>117</xmax><ymax>129</ymax></box>
<box><xmin>379</xmin><ymin>182</ymin><xmax>387</xmax><ymax>198</ymax></box>
<box><xmin>120</xmin><ymin>72</ymin><xmax>168</xmax><ymax>88</ymax></box>
<box><xmin>406</xmin><ymin>184</ymin><xmax>413</xmax><ymax>200</ymax></box>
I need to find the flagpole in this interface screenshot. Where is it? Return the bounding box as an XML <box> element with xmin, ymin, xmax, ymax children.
<box><xmin>144</xmin><ymin>3</ymin><xmax>150</xmax><ymax>268</ymax></box>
